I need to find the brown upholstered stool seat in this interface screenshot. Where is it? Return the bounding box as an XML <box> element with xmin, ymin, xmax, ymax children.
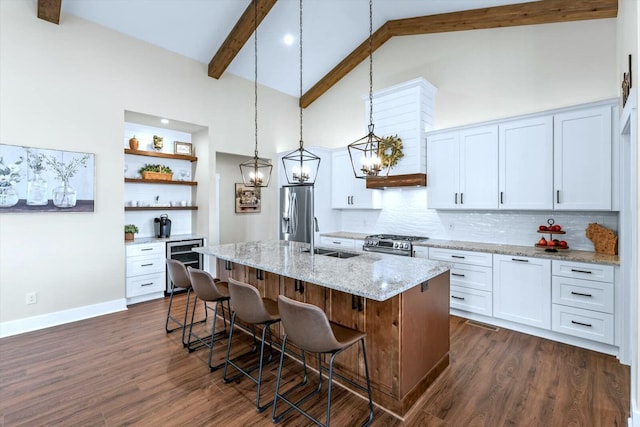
<box><xmin>222</xmin><ymin>277</ymin><xmax>281</xmax><ymax>413</ymax></box>
<box><xmin>272</xmin><ymin>295</ymin><xmax>374</xmax><ymax>427</ymax></box>
<box><xmin>186</xmin><ymin>267</ymin><xmax>231</xmax><ymax>371</ymax></box>
<box><xmin>165</xmin><ymin>259</ymin><xmax>207</xmax><ymax>347</ymax></box>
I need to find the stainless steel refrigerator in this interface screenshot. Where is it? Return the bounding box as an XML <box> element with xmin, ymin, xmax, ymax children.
<box><xmin>280</xmin><ymin>185</ymin><xmax>315</xmax><ymax>245</ymax></box>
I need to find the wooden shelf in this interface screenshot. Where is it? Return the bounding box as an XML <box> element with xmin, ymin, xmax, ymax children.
<box><xmin>125</xmin><ymin>206</ymin><xmax>198</xmax><ymax>211</ymax></box>
<box><xmin>124</xmin><ymin>148</ymin><xmax>197</xmax><ymax>162</ymax></box>
<box><xmin>124</xmin><ymin>178</ymin><xmax>197</xmax><ymax>186</ymax></box>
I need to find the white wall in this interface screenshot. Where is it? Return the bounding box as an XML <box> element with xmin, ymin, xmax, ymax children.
<box><xmin>303</xmin><ymin>19</ymin><xmax>617</xmax><ymax>146</ymax></box>
<box><xmin>0</xmin><ymin>1</ymin><xmax>297</xmax><ymax>327</ymax></box>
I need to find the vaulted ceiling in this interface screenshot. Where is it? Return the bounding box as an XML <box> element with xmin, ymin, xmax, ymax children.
<box><xmin>38</xmin><ymin>0</ymin><xmax>617</xmax><ymax>107</ymax></box>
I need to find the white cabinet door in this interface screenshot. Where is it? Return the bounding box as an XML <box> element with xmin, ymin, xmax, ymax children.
<box><xmin>459</xmin><ymin>125</ymin><xmax>498</xmax><ymax>209</ymax></box>
<box><xmin>553</xmin><ymin>106</ymin><xmax>612</xmax><ymax>210</ymax></box>
<box><xmin>426</xmin><ymin>131</ymin><xmax>459</xmax><ymax>209</ymax></box>
<box><xmin>331</xmin><ymin>150</ymin><xmax>381</xmax><ymax>209</ymax></box>
<box><xmin>493</xmin><ymin>254</ymin><xmax>551</xmax><ymax>329</ymax></box>
<box><xmin>412</xmin><ymin>246</ymin><xmax>429</xmax><ymax>258</ymax></box>
<box><xmin>498</xmin><ymin>116</ymin><xmax>553</xmax><ymax>210</ymax></box>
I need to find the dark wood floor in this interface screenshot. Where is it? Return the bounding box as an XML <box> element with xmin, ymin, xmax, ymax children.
<box><xmin>0</xmin><ymin>294</ymin><xmax>630</xmax><ymax>426</ymax></box>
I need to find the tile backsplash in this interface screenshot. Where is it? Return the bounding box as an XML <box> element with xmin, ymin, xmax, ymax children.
<box><xmin>339</xmin><ymin>188</ymin><xmax>618</xmax><ymax>251</ymax></box>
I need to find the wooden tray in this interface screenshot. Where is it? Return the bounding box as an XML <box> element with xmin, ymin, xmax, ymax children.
<box><xmin>537</xmin><ymin>230</ymin><xmax>566</xmax><ymax>235</ymax></box>
<box><xmin>535</xmin><ymin>244</ymin><xmax>569</xmax><ymax>250</ymax></box>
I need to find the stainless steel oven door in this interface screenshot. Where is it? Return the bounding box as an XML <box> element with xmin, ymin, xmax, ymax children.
<box><xmin>362</xmin><ymin>246</ymin><xmax>412</xmax><ymax>257</ymax></box>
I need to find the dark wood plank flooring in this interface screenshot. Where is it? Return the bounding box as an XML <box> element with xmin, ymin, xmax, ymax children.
<box><xmin>0</xmin><ymin>294</ymin><xmax>629</xmax><ymax>426</ymax></box>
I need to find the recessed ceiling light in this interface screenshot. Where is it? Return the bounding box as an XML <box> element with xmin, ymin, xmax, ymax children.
<box><xmin>283</xmin><ymin>34</ymin><xmax>295</xmax><ymax>46</ymax></box>
<box><xmin>161</xmin><ymin>118</ymin><xmax>169</xmax><ymax>124</ymax></box>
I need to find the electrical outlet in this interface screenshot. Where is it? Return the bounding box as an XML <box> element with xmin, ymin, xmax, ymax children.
<box><xmin>25</xmin><ymin>292</ymin><xmax>37</xmax><ymax>305</ymax></box>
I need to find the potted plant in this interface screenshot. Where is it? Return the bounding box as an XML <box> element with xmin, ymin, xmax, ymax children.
<box><xmin>138</xmin><ymin>164</ymin><xmax>173</xmax><ymax>181</ymax></box>
<box><xmin>124</xmin><ymin>224</ymin><xmax>139</xmax><ymax>241</ymax></box>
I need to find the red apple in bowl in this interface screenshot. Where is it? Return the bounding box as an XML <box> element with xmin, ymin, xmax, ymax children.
<box><xmin>539</xmin><ymin>225</ymin><xmax>548</xmax><ymax>231</ymax></box>
<box><xmin>559</xmin><ymin>240</ymin><xmax>568</xmax><ymax>248</ymax></box>
<box><xmin>551</xmin><ymin>224</ymin><xmax>562</xmax><ymax>232</ymax></box>
<box><xmin>537</xmin><ymin>237</ymin><xmax>547</xmax><ymax>246</ymax></box>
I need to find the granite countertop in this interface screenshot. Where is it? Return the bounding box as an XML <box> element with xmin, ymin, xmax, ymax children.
<box><xmin>319</xmin><ymin>232</ymin><xmax>619</xmax><ymax>266</ymax></box>
<box><xmin>125</xmin><ymin>234</ymin><xmax>207</xmax><ymax>246</ymax></box>
<box><xmin>414</xmin><ymin>239</ymin><xmax>619</xmax><ymax>266</ymax></box>
<box><xmin>194</xmin><ymin>240</ymin><xmax>450</xmax><ymax>301</ymax></box>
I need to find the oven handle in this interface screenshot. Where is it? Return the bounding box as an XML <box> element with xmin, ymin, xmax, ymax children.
<box><xmin>362</xmin><ymin>246</ymin><xmax>412</xmax><ymax>256</ymax></box>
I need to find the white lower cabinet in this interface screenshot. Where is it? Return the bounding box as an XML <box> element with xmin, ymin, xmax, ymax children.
<box><xmin>551</xmin><ymin>260</ymin><xmax>614</xmax><ymax>345</ymax></box>
<box><xmin>319</xmin><ymin>236</ymin><xmax>356</xmax><ymax>250</ymax></box>
<box><xmin>493</xmin><ymin>254</ymin><xmax>551</xmax><ymax>329</ymax></box>
<box><xmin>428</xmin><ymin>248</ymin><xmax>493</xmax><ymax>316</ymax></box>
<box><xmin>126</xmin><ymin>242</ymin><xmax>166</xmax><ymax>304</ymax></box>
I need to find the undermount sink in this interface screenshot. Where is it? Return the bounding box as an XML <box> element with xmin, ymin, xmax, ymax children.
<box><xmin>322</xmin><ymin>251</ymin><xmax>361</xmax><ymax>259</ymax></box>
<box><xmin>303</xmin><ymin>248</ymin><xmax>362</xmax><ymax>259</ymax></box>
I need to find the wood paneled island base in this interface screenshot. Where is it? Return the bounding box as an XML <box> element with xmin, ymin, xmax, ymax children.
<box><xmin>214</xmin><ymin>256</ymin><xmax>450</xmax><ymax>418</ymax></box>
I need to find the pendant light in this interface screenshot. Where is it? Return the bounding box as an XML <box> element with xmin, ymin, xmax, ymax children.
<box><xmin>240</xmin><ymin>0</ymin><xmax>272</xmax><ymax>188</ymax></box>
<box><xmin>281</xmin><ymin>0</ymin><xmax>320</xmax><ymax>185</ymax></box>
<box><xmin>347</xmin><ymin>0</ymin><xmax>391</xmax><ymax>179</ymax></box>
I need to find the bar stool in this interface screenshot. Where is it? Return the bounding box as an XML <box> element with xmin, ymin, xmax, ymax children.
<box><xmin>186</xmin><ymin>267</ymin><xmax>232</xmax><ymax>371</ymax></box>
<box><xmin>222</xmin><ymin>278</ymin><xmax>281</xmax><ymax>412</ymax></box>
<box><xmin>272</xmin><ymin>295</ymin><xmax>375</xmax><ymax>427</ymax></box>
<box><xmin>165</xmin><ymin>259</ymin><xmax>206</xmax><ymax>347</ymax></box>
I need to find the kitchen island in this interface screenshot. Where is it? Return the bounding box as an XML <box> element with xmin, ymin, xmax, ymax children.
<box><xmin>195</xmin><ymin>240</ymin><xmax>451</xmax><ymax>417</ymax></box>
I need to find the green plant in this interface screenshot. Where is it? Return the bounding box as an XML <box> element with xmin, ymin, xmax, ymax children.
<box><xmin>378</xmin><ymin>135</ymin><xmax>404</xmax><ymax>169</ymax></box>
<box><xmin>124</xmin><ymin>224</ymin><xmax>139</xmax><ymax>234</ymax></box>
<box><xmin>138</xmin><ymin>164</ymin><xmax>172</xmax><ymax>174</ymax></box>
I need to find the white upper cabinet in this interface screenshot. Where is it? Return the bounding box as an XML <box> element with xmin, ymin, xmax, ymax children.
<box><xmin>459</xmin><ymin>126</ymin><xmax>499</xmax><ymax>209</ymax></box>
<box><xmin>498</xmin><ymin>116</ymin><xmax>553</xmax><ymax>210</ymax></box>
<box><xmin>553</xmin><ymin>105</ymin><xmax>612</xmax><ymax>210</ymax></box>
<box><xmin>331</xmin><ymin>150</ymin><xmax>382</xmax><ymax>209</ymax></box>
<box><xmin>427</xmin><ymin>125</ymin><xmax>498</xmax><ymax>209</ymax></box>
<box><xmin>426</xmin><ymin>131</ymin><xmax>459</xmax><ymax>209</ymax></box>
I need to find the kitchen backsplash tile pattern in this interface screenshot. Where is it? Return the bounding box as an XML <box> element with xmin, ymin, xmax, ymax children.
<box><xmin>340</xmin><ymin>189</ymin><xmax>618</xmax><ymax>251</ymax></box>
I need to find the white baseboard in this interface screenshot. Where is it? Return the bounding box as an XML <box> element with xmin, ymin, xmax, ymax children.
<box><xmin>631</xmin><ymin>398</ymin><xmax>640</xmax><ymax>427</ymax></box>
<box><xmin>0</xmin><ymin>299</ymin><xmax>127</xmax><ymax>338</ymax></box>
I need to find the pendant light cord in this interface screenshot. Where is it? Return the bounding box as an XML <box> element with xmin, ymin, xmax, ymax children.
<box><xmin>368</xmin><ymin>0</ymin><xmax>373</xmax><ymax>129</ymax></box>
<box><xmin>299</xmin><ymin>0</ymin><xmax>304</xmax><ymax>150</ymax></box>
<box><xmin>254</xmin><ymin>0</ymin><xmax>259</xmax><ymax>159</ymax></box>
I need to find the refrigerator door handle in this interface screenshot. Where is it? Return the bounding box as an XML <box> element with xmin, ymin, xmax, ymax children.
<box><xmin>290</xmin><ymin>192</ymin><xmax>298</xmax><ymax>236</ymax></box>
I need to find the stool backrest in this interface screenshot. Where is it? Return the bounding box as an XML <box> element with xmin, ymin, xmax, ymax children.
<box><xmin>278</xmin><ymin>295</ymin><xmax>341</xmax><ymax>353</ymax></box>
<box><xmin>166</xmin><ymin>259</ymin><xmax>191</xmax><ymax>290</ymax></box>
<box><xmin>187</xmin><ymin>267</ymin><xmax>226</xmax><ymax>301</ymax></box>
<box><xmin>228</xmin><ymin>278</ymin><xmax>273</xmax><ymax>324</ymax></box>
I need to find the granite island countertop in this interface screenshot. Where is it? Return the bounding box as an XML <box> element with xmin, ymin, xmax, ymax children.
<box><xmin>194</xmin><ymin>240</ymin><xmax>450</xmax><ymax>301</ymax></box>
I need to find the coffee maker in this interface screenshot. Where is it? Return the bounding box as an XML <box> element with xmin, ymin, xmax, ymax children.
<box><xmin>154</xmin><ymin>214</ymin><xmax>171</xmax><ymax>238</ymax></box>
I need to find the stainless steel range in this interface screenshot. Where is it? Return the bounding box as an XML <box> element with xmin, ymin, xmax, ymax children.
<box><xmin>362</xmin><ymin>234</ymin><xmax>428</xmax><ymax>257</ymax></box>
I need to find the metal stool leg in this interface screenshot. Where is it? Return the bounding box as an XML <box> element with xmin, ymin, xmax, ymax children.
<box><xmin>360</xmin><ymin>338</ymin><xmax>375</xmax><ymax>426</ymax></box>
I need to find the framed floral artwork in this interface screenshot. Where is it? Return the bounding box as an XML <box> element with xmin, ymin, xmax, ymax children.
<box><xmin>0</xmin><ymin>144</ymin><xmax>95</xmax><ymax>213</ymax></box>
<box><xmin>235</xmin><ymin>183</ymin><xmax>261</xmax><ymax>213</ymax></box>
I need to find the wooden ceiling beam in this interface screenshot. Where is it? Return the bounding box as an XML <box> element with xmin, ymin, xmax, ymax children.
<box><xmin>300</xmin><ymin>0</ymin><xmax>618</xmax><ymax>108</ymax></box>
<box><xmin>208</xmin><ymin>0</ymin><xmax>278</xmax><ymax>79</ymax></box>
<box><xmin>37</xmin><ymin>0</ymin><xmax>62</xmax><ymax>25</ymax></box>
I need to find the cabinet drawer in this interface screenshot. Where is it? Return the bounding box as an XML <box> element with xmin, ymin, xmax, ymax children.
<box><xmin>552</xmin><ymin>260</ymin><xmax>613</xmax><ymax>283</ymax></box>
<box><xmin>552</xmin><ymin>304</ymin><xmax>614</xmax><ymax>345</ymax></box>
<box><xmin>126</xmin><ymin>254</ymin><xmax>165</xmax><ymax>276</ymax></box>
<box><xmin>450</xmin><ymin>264</ymin><xmax>493</xmax><ymax>292</ymax></box>
<box><xmin>552</xmin><ymin>276</ymin><xmax>613</xmax><ymax>314</ymax></box>
<box><xmin>126</xmin><ymin>243</ymin><xmax>165</xmax><ymax>258</ymax></box>
<box><xmin>428</xmin><ymin>248</ymin><xmax>492</xmax><ymax>267</ymax></box>
<box><xmin>450</xmin><ymin>285</ymin><xmax>492</xmax><ymax>316</ymax></box>
<box><xmin>319</xmin><ymin>236</ymin><xmax>356</xmax><ymax>249</ymax></box>
<box><xmin>127</xmin><ymin>273</ymin><xmax>165</xmax><ymax>297</ymax></box>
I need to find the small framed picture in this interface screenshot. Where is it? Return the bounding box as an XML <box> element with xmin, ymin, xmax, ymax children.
<box><xmin>174</xmin><ymin>141</ymin><xmax>193</xmax><ymax>155</ymax></box>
